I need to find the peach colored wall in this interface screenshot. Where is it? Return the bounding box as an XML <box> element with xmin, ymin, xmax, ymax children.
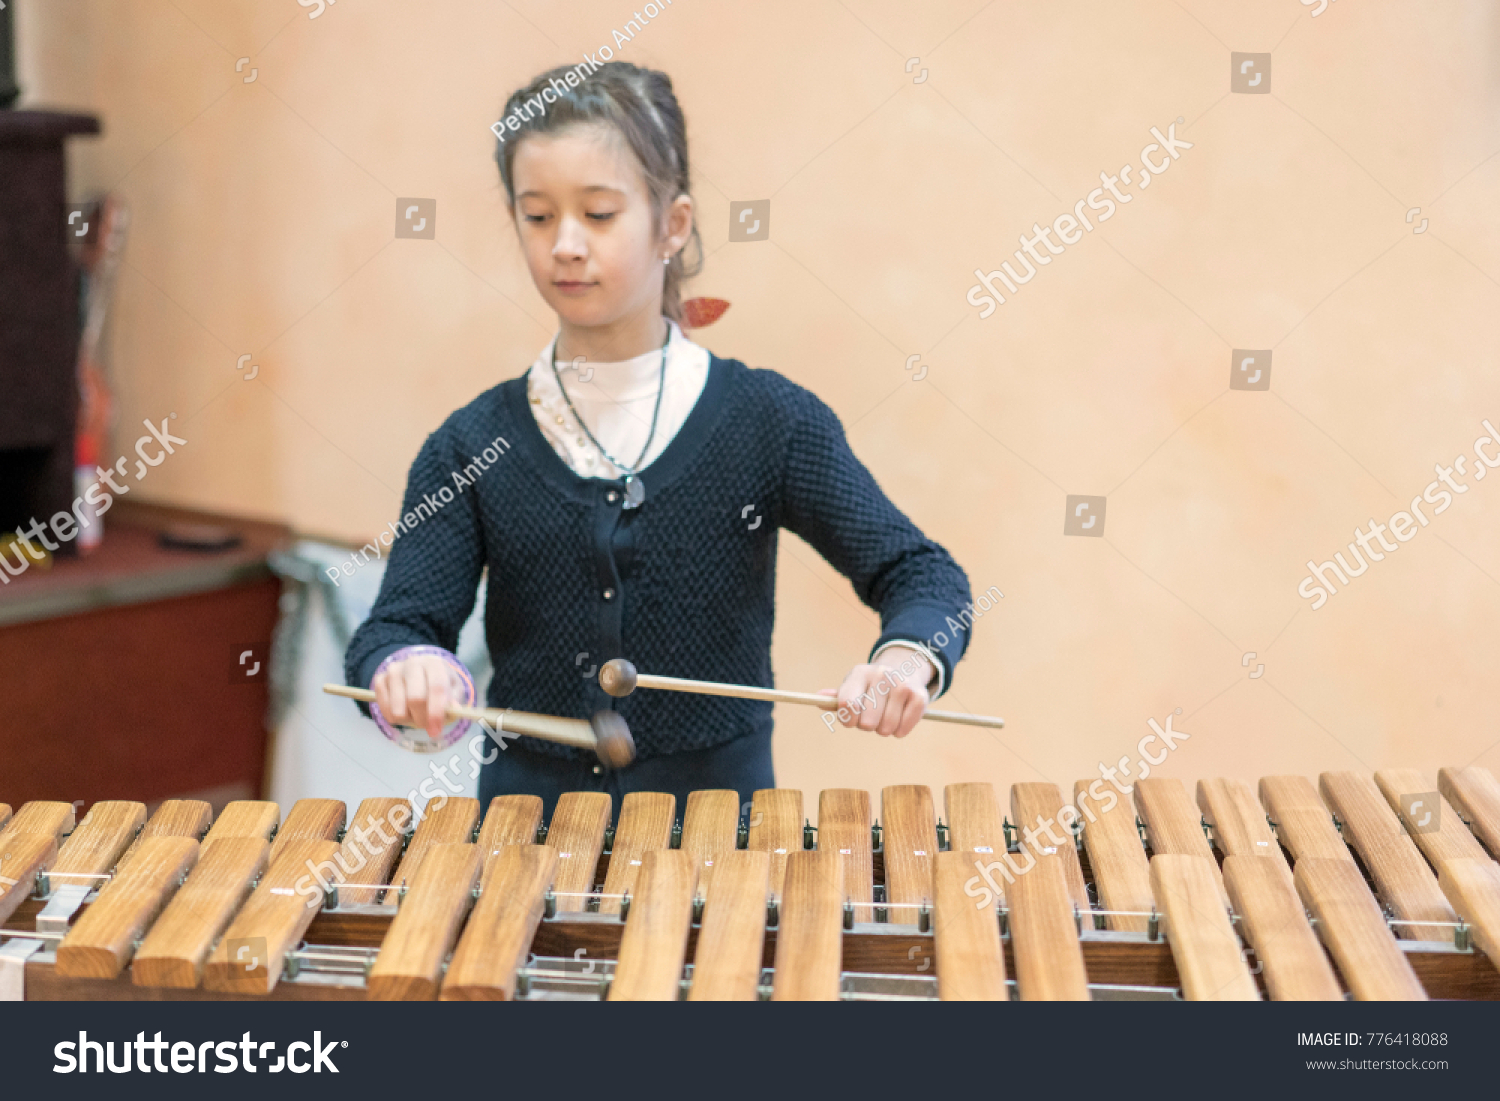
<box><xmin>18</xmin><ymin>0</ymin><xmax>1500</xmax><ymax>813</ymax></box>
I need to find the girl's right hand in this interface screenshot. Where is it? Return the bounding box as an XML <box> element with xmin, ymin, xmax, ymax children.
<box><xmin>372</xmin><ymin>653</ymin><xmax>458</xmax><ymax>743</ymax></box>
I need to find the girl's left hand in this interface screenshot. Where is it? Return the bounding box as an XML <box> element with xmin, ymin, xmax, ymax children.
<box><xmin>820</xmin><ymin>648</ymin><xmax>935</xmax><ymax>738</ymax></box>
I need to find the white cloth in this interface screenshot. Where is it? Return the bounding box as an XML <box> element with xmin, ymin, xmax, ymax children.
<box><xmin>266</xmin><ymin>541</ymin><xmax>494</xmax><ymax>816</ymax></box>
<box><xmin>523</xmin><ymin>322</ymin><xmax>943</xmax><ymax>695</ymax></box>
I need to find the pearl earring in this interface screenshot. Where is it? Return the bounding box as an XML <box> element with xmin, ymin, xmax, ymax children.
<box><xmin>662</xmin><ymin>255</ymin><xmax>671</xmax><ymax>265</ymax></box>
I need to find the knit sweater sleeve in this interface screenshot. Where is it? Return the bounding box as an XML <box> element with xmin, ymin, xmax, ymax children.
<box><xmin>344</xmin><ymin>422</ymin><xmax>486</xmax><ymax>697</ymax></box>
<box><xmin>778</xmin><ymin>386</ymin><xmax>975</xmax><ymax>696</ymax></box>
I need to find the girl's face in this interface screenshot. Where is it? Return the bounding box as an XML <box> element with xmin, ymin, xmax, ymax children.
<box><xmin>511</xmin><ymin>123</ymin><xmax>692</xmax><ymax>333</ymax></box>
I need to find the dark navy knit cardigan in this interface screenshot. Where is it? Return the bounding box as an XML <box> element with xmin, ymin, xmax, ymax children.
<box><xmin>345</xmin><ymin>353</ymin><xmax>975</xmax><ymax>762</ymax></box>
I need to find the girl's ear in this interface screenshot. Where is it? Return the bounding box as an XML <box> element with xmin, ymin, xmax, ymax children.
<box><xmin>663</xmin><ymin>192</ymin><xmax>694</xmax><ymax>255</ymax></box>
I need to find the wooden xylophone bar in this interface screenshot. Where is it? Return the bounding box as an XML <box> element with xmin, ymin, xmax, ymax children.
<box><xmin>3</xmin><ymin>766</ymin><xmax>1499</xmax><ymax>1001</ymax></box>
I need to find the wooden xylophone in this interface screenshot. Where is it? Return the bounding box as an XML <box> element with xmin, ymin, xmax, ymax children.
<box><xmin>2</xmin><ymin>767</ymin><xmax>1498</xmax><ymax>1001</ymax></box>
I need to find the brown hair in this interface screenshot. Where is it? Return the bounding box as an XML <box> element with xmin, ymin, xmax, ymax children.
<box><xmin>495</xmin><ymin>61</ymin><xmax>703</xmax><ymax>324</ymax></box>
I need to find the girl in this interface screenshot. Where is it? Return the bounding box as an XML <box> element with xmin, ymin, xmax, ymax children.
<box><xmin>346</xmin><ymin>62</ymin><xmax>975</xmax><ymax>821</ymax></box>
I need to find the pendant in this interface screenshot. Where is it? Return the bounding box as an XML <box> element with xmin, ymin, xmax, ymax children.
<box><xmin>622</xmin><ymin>474</ymin><xmax>646</xmax><ymax>509</ymax></box>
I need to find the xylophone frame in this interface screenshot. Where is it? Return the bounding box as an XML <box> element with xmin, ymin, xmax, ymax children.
<box><xmin>2</xmin><ymin>770</ymin><xmax>1498</xmax><ymax>1002</ymax></box>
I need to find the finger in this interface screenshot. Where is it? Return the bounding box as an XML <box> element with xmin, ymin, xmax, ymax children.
<box><xmin>403</xmin><ymin>661</ymin><xmax>429</xmax><ymax>731</ymax></box>
<box><xmin>426</xmin><ymin>663</ymin><xmax>450</xmax><ymax>741</ymax></box>
<box><xmin>834</xmin><ymin>671</ymin><xmax>861</xmax><ymax>709</ymax></box>
<box><xmin>372</xmin><ymin>669</ymin><xmax>389</xmax><ymax>717</ymax></box>
<box><xmin>900</xmin><ymin>693</ymin><xmax>924</xmax><ymax>738</ymax></box>
<box><xmin>814</xmin><ymin>687</ymin><xmax>843</xmax><ymax>724</ymax></box>
<box><xmin>835</xmin><ymin>671</ymin><xmax>865</xmax><ymax>728</ymax></box>
<box><xmin>856</xmin><ymin>676</ymin><xmax>883</xmax><ymax>731</ymax></box>
<box><xmin>877</xmin><ymin>691</ymin><xmax>906</xmax><ymax>738</ymax></box>
<box><xmin>894</xmin><ymin>688</ymin><xmax>927</xmax><ymax>738</ymax></box>
<box><xmin>386</xmin><ymin>666</ymin><xmax>408</xmax><ymax>722</ymax></box>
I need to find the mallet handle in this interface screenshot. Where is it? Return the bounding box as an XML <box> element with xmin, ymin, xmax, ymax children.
<box><xmin>631</xmin><ymin>673</ymin><xmax>1004</xmax><ymax>729</ymax></box>
<box><xmin>321</xmin><ymin>684</ymin><xmax>598</xmax><ymax>749</ymax></box>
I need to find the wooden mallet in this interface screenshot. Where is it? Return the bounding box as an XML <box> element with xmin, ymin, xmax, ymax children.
<box><xmin>597</xmin><ymin>659</ymin><xmax>1004</xmax><ymax>729</ymax></box>
<box><xmin>322</xmin><ymin>684</ymin><xmax>636</xmax><ymax>768</ymax></box>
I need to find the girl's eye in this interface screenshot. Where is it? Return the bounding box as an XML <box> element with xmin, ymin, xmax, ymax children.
<box><xmin>587</xmin><ymin>212</ymin><xmax>616</xmax><ymax>222</ymax></box>
<box><xmin>522</xmin><ymin>212</ymin><xmax>550</xmax><ymax>224</ymax></box>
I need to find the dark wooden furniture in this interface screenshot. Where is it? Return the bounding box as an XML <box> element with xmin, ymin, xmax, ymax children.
<box><xmin>0</xmin><ymin>109</ymin><xmax>100</xmax><ymax>554</ymax></box>
<box><xmin>0</xmin><ymin>5</ymin><xmax>18</xmax><ymax>108</ymax></box>
<box><xmin>0</xmin><ymin>500</ymin><xmax>291</xmax><ymax>813</ymax></box>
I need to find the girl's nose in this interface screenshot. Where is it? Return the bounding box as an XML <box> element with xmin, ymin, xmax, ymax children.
<box><xmin>552</xmin><ymin>215</ymin><xmax>588</xmax><ymax>261</ymax></box>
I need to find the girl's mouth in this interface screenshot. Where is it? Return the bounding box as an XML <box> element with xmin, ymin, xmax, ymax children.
<box><xmin>553</xmin><ymin>280</ymin><xmax>595</xmax><ymax>294</ymax></box>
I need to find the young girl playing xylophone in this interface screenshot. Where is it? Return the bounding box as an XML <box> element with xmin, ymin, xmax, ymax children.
<box><xmin>346</xmin><ymin>61</ymin><xmax>976</xmax><ymax>819</ymax></box>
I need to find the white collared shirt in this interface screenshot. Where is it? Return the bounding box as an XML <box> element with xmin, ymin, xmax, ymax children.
<box><xmin>525</xmin><ymin>319</ymin><xmax>709</xmax><ymax>481</ymax></box>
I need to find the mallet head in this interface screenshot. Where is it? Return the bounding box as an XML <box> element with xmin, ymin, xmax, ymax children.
<box><xmin>590</xmin><ymin>710</ymin><xmax>636</xmax><ymax>769</ymax></box>
<box><xmin>599</xmin><ymin>658</ymin><xmax>638</xmax><ymax>698</ymax></box>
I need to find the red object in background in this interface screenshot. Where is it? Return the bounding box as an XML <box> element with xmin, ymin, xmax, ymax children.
<box><xmin>681</xmin><ymin>297</ymin><xmax>730</xmax><ymax>329</ymax></box>
<box><xmin>73</xmin><ymin>197</ymin><xmax>127</xmax><ymax>555</ymax></box>
<box><xmin>75</xmin><ymin>198</ymin><xmax>125</xmax><ymax>448</ymax></box>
